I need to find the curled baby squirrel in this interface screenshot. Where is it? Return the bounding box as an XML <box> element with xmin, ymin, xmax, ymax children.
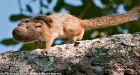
<box><xmin>12</xmin><ymin>7</ymin><xmax>140</xmax><ymax>53</ymax></box>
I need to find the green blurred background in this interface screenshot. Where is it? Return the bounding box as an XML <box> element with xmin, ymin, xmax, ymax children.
<box><xmin>0</xmin><ymin>0</ymin><xmax>140</xmax><ymax>52</ymax></box>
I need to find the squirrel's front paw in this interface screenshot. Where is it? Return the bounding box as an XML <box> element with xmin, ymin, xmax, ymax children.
<box><xmin>41</xmin><ymin>49</ymin><xmax>48</xmax><ymax>55</ymax></box>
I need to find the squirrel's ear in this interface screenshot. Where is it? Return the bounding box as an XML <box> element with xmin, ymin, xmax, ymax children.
<box><xmin>34</xmin><ymin>16</ymin><xmax>53</xmax><ymax>27</ymax></box>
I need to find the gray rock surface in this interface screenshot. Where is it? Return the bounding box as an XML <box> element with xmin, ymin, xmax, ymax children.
<box><xmin>0</xmin><ymin>33</ymin><xmax>140</xmax><ymax>75</ymax></box>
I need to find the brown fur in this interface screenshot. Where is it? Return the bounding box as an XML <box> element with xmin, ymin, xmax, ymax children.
<box><xmin>12</xmin><ymin>7</ymin><xmax>140</xmax><ymax>53</ymax></box>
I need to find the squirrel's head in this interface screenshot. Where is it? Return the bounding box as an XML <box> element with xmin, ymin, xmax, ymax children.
<box><xmin>12</xmin><ymin>16</ymin><xmax>53</xmax><ymax>42</ymax></box>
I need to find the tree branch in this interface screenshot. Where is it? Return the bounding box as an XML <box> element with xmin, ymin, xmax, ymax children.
<box><xmin>0</xmin><ymin>33</ymin><xmax>140</xmax><ymax>75</ymax></box>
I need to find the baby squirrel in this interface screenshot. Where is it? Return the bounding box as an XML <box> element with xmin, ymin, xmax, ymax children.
<box><xmin>12</xmin><ymin>7</ymin><xmax>140</xmax><ymax>53</ymax></box>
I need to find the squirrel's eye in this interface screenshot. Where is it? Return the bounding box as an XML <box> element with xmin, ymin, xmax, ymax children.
<box><xmin>24</xmin><ymin>19</ymin><xmax>30</xmax><ymax>23</ymax></box>
<box><xmin>35</xmin><ymin>26</ymin><xmax>41</xmax><ymax>28</ymax></box>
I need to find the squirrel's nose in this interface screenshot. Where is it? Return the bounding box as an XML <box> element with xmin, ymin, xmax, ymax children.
<box><xmin>12</xmin><ymin>28</ymin><xmax>19</xmax><ymax>35</ymax></box>
<box><xmin>12</xmin><ymin>28</ymin><xmax>21</xmax><ymax>40</ymax></box>
<box><xmin>12</xmin><ymin>27</ymin><xmax>35</xmax><ymax>42</ymax></box>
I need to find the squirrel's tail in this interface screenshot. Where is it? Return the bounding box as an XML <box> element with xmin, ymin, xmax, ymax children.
<box><xmin>81</xmin><ymin>7</ymin><xmax>140</xmax><ymax>29</ymax></box>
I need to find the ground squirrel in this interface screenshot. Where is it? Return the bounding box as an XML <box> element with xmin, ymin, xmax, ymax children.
<box><xmin>12</xmin><ymin>7</ymin><xmax>140</xmax><ymax>53</ymax></box>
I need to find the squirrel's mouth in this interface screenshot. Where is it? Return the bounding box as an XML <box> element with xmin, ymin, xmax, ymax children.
<box><xmin>12</xmin><ymin>27</ymin><xmax>36</xmax><ymax>42</ymax></box>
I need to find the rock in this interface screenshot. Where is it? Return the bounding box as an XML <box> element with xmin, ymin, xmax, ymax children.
<box><xmin>0</xmin><ymin>33</ymin><xmax>140</xmax><ymax>75</ymax></box>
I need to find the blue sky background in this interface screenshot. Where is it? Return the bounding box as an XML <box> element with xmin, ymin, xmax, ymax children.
<box><xmin>0</xmin><ymin>0</ymin><xmax>20</xmax><ymax>52</ymax></box>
